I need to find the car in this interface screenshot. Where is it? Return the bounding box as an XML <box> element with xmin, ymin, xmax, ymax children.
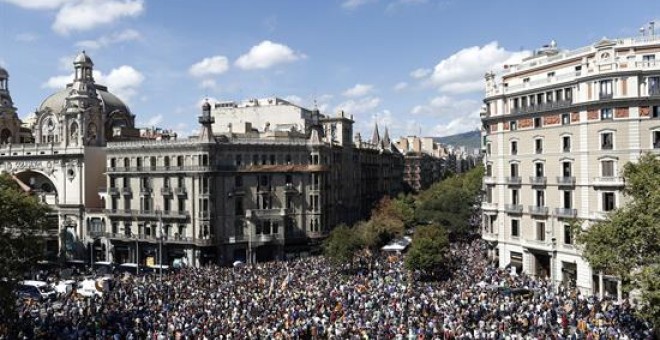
<box><xmin>17</xmin><ymin>280</ymin><xmax>56</xmax><ymax>300</ymax></box>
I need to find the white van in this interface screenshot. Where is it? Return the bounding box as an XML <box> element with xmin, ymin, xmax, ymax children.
<box><xmin>18</xmin><ymin>280</ymin><xmax>56</xmax><ymax>300</ymax></box>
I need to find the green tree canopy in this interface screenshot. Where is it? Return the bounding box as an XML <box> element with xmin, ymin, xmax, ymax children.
<box><xmin>415</xmin><ymin>166</ymin><xmax>484</xmax><ymax>234</ymax></box>
<box><xmin>0</xmin><ymin>173</ymin><xmax>51</xmax><ymax>326</ymax></box>
<box><xmin>323</xmin><ymin>224</ymin><xmax>363</xmax><ymax>266</ymax></box>
<box><xmin>575</xmin><ymin>153</ymin><xmax>660</xmax><ymax>324</ymax></box>
<box><xmin>405</xmin><ymin>224</ymin><xmax>449</xmax><ymax>274</ymax></box>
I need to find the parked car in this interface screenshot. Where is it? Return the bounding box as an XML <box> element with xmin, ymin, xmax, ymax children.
<box><xmin>17</xmin><ymin>280</ymin><xmax>56</xmax><ymax>300</ymax></box>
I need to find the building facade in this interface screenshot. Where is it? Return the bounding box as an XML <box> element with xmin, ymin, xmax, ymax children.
<box><xmin>394</xmin><ymin>136</ymin><xmax>448</xmax><ymax>192</ymax></box>
<box><xmin>100</xmin><ymin>102</ymin><xmax>403</xmax><ymax>266</ymax></box>
<box><xmin>481</xmin><ymin>35</ymin><xmax>660</xmax><ymax>296</ymax></box>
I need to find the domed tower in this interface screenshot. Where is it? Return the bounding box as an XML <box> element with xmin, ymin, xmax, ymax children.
<box><xmin>198</xmin><ymin>99</ymin><xmax>215</xmax><ymax>142</ymax></box>
<box><xmin>0</xmin><ymin>66</ymin><xmax>22</xmax><ymax>144</ymax></box>
<box><xmin>64</xmin><ymin>51</ymin><xmax>103</xmax><ymax>146</ymax></box>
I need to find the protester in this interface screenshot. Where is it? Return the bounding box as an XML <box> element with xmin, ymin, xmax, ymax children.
<box><xmin>7</xmin><ymin>236</ymin><xmax>654</xmax><ymax>339</ymax></box>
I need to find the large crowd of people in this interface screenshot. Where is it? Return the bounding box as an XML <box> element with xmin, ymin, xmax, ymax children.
<box><xmin>5</xmin><ymin>237</ymin><xmax>655</xmax><ymax>339</ymax></box>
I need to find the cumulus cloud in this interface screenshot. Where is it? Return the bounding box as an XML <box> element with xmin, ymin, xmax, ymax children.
<box><xmin>410</xmin><ymin>68</ymin><xmax>431</xmax><ymax>79</ymax></box>
<box><xmin>189</xmin><ymin>56</ymin><xmax>230</xmax><ymax>77</ymax></box>
<box><xmin>410</xmin><ymin>95</ymin><xmax>479</xmax><ymax>117</ymax></box>
<box><xmin>54</xmin><ymin>0</ymin><xmax>144</xmax><ymax>35</ymax></box>
<box><xmin>425</xmin><ymin>41</ymin><xmax>530</xmax><ymax>94</ymax></box>
<box><xmin>43</xmin><ymin>65</ymin><xmax>145</xmax><ymax>103</ymax></box>
<box><xmin>342</xmin><ymin>83</ymin><xmax>373</xmax><ymax>97</ymax></box>
<box><xmin>76</xmin><ymin>28</ymin><xmax>141</xmax><ymax>50</ymax></box>
<box><xmin>334</xmin><ymin>96</ymin><xmax>380</xmax><ymax>115</ymax></box>
<box><xmin>199</xmin><ymin>79</ymin><xmax>218</xmax><ymax>90</ymax></box>
<box><xmin>341</xmin><ymin>0</ymin><xmax>377</xmax><ymax>9</ymax></box>
<box><xmin>283</xmin><ymin>95</ymin><xmax>302</xmax><ymax>105</ymax></box>
<box><xmin>429</xmin><ymin>110</ymin><xmax>481</xmax><ymax>137</ymax></box>
<box><xmin>235</xmin><ymin>40</ymin><xmax>306</xmax><ymax>70</ymax></box>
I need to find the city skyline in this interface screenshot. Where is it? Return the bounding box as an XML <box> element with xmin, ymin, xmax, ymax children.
<box><xmin>1</xmin><ymin>0</ymin><xmax>659</xmax><ymax>139</ymax></box>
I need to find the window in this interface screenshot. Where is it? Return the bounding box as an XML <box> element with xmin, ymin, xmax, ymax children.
<box><xmin>234</xmin><ymin>199</ymin><xmax>244</xmax><ymax>216</ymax></box>
<box><xmin>600</xmin><ymin>108</ymin><xmax>613</xmax><ymax>120</ymax></box>
<box><xmin>536</xmin><ymin>222</ymin><xmax>546</xmax><ymax>241</ymax></box>
<box><xmin>285</xmin><ymin>154</ymin><xmax>292</xmax><ymax>164</ymax></box>
<box><xmin>601</xmin><ymin>160</ymin><xmax>615</xmax><ymax>177</ymax></box>
<box><xmin>601</xmin><ymin>132</ymin><xmax>613</xmax><ymax>149</ymax></box>
<box><xmin>546</xmin><ymin>92</ymin><xmax>553</xmax><ymax>103</ymax></box>
<box><xmin>234</xmin><ymin>175</ymin><xmax>243</xmax><ymax>188</ymax></box>
<box><xmin>513</xmin><ymin>98</ymin><xmax>519</xmax><ymax>109</ymax></box>
<box><xmin>510</xmin><ymin>121</ymin><xmax>517</xmax><ymax>131</ymax></box>
<box><xmin>523</xmin><ymin>77</ymin><xmax>530</xmax><ymax>83</ymax></box>
<box><xmin>600</xmin><ymin>80</ymin><xmax>613</xmax><ymax>98</ymax></box>
<box><xmin>536</xmin><ymin>190</ymin><xmax>545</xmax><ymax>207</ymax></box>
<box><xmin>564</xmin><ymin>225</ymin><xmax>573</xmax><ymax>244</ymax></box>
<box><xmin>252</xmin><ymin>154</ymin><xmax>258</xmax><ymax>165</ymax></box>
<box><xmin>510</xmin><ymin>141</ymin><xmax>518</xmax><ymax>155</ymax></box>
<box><xmin>535</xmin><ymin>138</ymin><xmax>543</xmax><ymax>154</ymax></box>
<box><xmin>486</xmin><ymin>143</ymin><xmax>492</xmax><ymax>156</ymax></box>
<box><xmin>486</xmin><ymin>164</ymin><xmax>492</xmax><ymax>177</ymax></box>
<box><xmin>562</xmin><ymin>113</ymin><xmax>570</xmax><ymax>125</ymax></box>
<box><xmin>269</xmin><ymin>155</ymin><xmax>276</xmax><ymax>165</ymax></box>
<box><xmin>603</xmin><ymin>192</ymin><xmax>616</xmax><ymax>211</ymax></box>
<box><xmin>547</xmin><ymin>71</ymin><xmax>555</xmax><ymax>78</ymax></box>
<box><xmin>235</xmin><ymin>154</ymin><xmax>242</xmax><ymax>166</ymax></box>
<box><xmin>562</xmin><ymin>136</ymin><xmax>571</xmax><ymax>152</ymax></box>
<box><xmin>535</xmin><ymin>163</ymin><xmax>544</xmax><ymax>177</ymax></box>
<box><xmin>563</xmin><ymin>191</ymin><xmax>572</xmax><ymax>209</ymax></box>
<box><xmin>534</xmin><ymin>117</ymin><xmax>542</xmax><ymax>129</ymax></box>
<box><xmin>511</xmin><ymin>189</ymin><xmax>519</xmax><ymax>204</ymax></box>
<box><xmin>511</xmin><ymin>220</ymin><xmax>519</xmax><ymax>237</ymax></box>
<box><xmin>510</xmin><ymin>163</ymin><xmax>519</xmax><ymax>177</ymax></box>
<box><xmin>178</xmin><ymin>198</ymin><xmax>185</xmax><ymax>212</ymax></box>
<box><xmin>565</xmin><ymin>88</ymin><xmax>572</xmax><ymax>101</ymax></box>
<box><xmin>562</xmin><ymin>161</ymin><xmax>572</xmax><ymax>177</ymax></box>
<box><xmin>649</xmin><ymin>76</ymin><xmax>660</xmax><ymax>96</ymax></box>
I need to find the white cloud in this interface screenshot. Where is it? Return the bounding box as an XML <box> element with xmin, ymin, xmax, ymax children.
<box><xmin>15</xmin><ymin>32</ymin><xmax>39</xmax><ymax>42</ymax></box>
<box><xmin>410</xmin><ymin>68</ymin><xmax>431</xmax><ymax>79</ymax></box>
<box><xmin>410</xmin><ymin>95</ymin><xmax>479</xmax><ymax>117</ymax></box>
<box><xmin>43</xmin><ymin>65</ymin><xmax>144</xmax><ymax>103</ymax></box>
<box><xmin>425</xmin><ymin>41</ymin><xmax>530</xmax><ymax>94</ymax></box>
<box><xmin>342</xmin><ymin>0</ymin><xmax>376</xmax><ymax>10</ymax></box>
<box><xmin>393</xmin><ymin>82</ymin><xmax>408</xmax><ymax>91</ymax></box>
<box><xmin>430</xmin><ymin>110</ymin><xmax>481</xmax><ymax>137</ymax></box>
<box><xmin>76</xmin><ymin>28</ymin><xmax>141</xmax><ymax>50</ymax></box>
<box><xmin>334</xmin><ymin>96</ymin><xmax>381</xmax><ymax>115</ymax></box>
<box><xmin>189</xmin><ymin>56</ymin><xmax>230</xmax><ymax>77</ymax></box>
<box><xmin>53</xmin><ymin>0</ymin><xmax>144</xmax><ymax>35</ymax></box>
<box><xmin>235</xmin><ymin>40</ymin><xmax>306</xmax><ymax>70</ymax></box>
<box><xmin>342</xmin><ymin>83</ymin><xmax>373</xmax><ymax>97</ymax></box>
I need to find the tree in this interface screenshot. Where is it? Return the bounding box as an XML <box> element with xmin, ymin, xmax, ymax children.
<box><xmin>323</xmin><ymin>224</ymin><xmax>363</xmax><ymax>266</ymax></box>
<box><xmin>0</xmin><ymin>173</ymin><xmax>51</xmax><ymax>328</ymax></box>
<box><xmin>574</xmin><ymin>153</ymin><xmax>660</xmax><ymax>325</ymax></box>
<box><xmin>415</xmin><ymin>166</ymin><xmax>484</xmax><ymax>235</ymax></box>
<box><xmin>360</xmin><ymin>197</ymin><xmax>407</xmax><ymax>250</ymax></box>
<box><xmin>405</xmin><ymin>224</ymin><xmax>449</xmax><ymax>275</ymax></box>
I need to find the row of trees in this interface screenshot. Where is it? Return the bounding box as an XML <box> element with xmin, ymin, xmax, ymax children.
<box><xmin>324</xmin><ymin>166</ymin><xmax>484</xmax><ymax>276</ymax></box>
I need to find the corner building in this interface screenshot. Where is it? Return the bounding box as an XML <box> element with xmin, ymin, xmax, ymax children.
<box><xmin>481</xmin><ymin>36</ymin><xmax>660</xmax><ymax>297</ymax></box>
<box><xmin>102</xmin><ymin>98</ymin><xmax>403</xmax><ymax>266</ymax></box>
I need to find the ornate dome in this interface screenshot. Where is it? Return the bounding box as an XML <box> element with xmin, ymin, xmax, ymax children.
<box><xmin>73</xmin><ymin>51</ymin><xmax>93</xmax><ymax>65</ymax></box>
<box><xmin>0</xmin><ymin>66</ymin><xmax>8</xmax><ymax>78</ymax></box>
<box><xmin>38</xmin><ymin>84</ymin><xmax>132</xmax><ymax>116</ymax></box>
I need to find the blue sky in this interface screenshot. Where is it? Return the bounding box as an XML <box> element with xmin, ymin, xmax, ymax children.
<box><xmin>1</xmin><ymin>0</ymin><xmax>659</xmax><ymax>139</ymax></box>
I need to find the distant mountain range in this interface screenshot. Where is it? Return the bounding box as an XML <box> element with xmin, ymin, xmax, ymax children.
<box><xmin>433</xmin><ymin>130</ymin><xmax>481</xmax><ymax>151</ymax></box>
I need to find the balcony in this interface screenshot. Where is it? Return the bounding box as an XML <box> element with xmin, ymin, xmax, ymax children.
<box><xmin>161</xmin><ymin>187</ymin><xmax>173</xmax><ymax>195</ymax></box>
<box><xmin>483</xmin><ymin>176</ymin><xmax>496</xmax><ymax>185</ymax></box>
<box><xmin>593</xmin><ymin>176</ymin><xmax>624</xmax><ymax>187</ymax></box>
<box><xmin>227</xmin><ymin>235</ymin><xmax>247</xmax><ymax>243</ymax></box>
<box><xmin>482</xmin><ymin>231</ymin><xmax>498</xmax><ymax>242</ymax></box>
<box><xmin>107</xmin><ymin>187</ymin><xmax>120</xmax><ymax>196</ymax></box>
<box><xmin>529</xmin><ymin>176</ymin><xmax>547</xmax><ymax>186</ymax></box>
<box><xmin>104</xmin><ymin>209</ymin><xmax>133</xmax><ymax>217</ymax></box>
<box><xmin>284</xmin><ymin>183</ymin><xmax>298</xmax><ymax>193</ymax></box>
<box><xmin>599</xmin><ymin>93</ymin><xmax>613</xmax><ymax>100</ymax></box>
<box><xmin>511</xmin><ymin>99</ymin><xmax>572</xmax><ymax>115</ymax></box>
<box><xmin>174</xmin><ymin>187</ymin><xmax>187</xmax><ymax>196</ymax></box>
<box><xmin>160</xmin><ymin>210</ymin><xmax>189</xmax><ymax>219</ymax></box>
<box><xmin>307</xmin><ymin>231</ymin><xmax>328</xmax><ymax>239</ymax></box>
<box><xmin>555</xmin><ymin>208</ymin><xmax>577</xmax><ymax>218</ymax></box>
<box><xmin>247</xmin><ymin>208</ymin><xmax>289</xmax><ymax>219</ymax></box>
<box><xmin>524</xmin><ymin>238</ymin><xmax>554</xmax><ymax>252</ymax></box>
<box><xmin>556</xmin><ymin>176</ymin><xmax>576</xmax><ymax>186</ymax></box>
<box><xmin>140</xmin><ymin>187</ymin><xmax>153</xmax><ymax>195</ymax></box>
<box><xmin>198</xmin><ymin>211</ymin><xmax>213</xmax><ymax>220</ymax></box>
<box><xmin>481</xmin><ymin>202</ymin><xmax>498</xmax><ymax>212</ymax></box>
<box><xmin>504</xmin><ymin>204</ymin><xmax>523</xmax><ymax>214</ymax></box>
<box><xmin>504</xmin><ymin>176</ymin><xmax>522</xmax><ymax>185</ymax></box>
<box><xmin>528</xmin><ymin>205</ymin><xmax>549</xmax><ymax>216</ymax></box>
<box><xmin>121</xmin><ymin>187</ymin><xmax>132</xmax><ymax>195</ymax></box>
